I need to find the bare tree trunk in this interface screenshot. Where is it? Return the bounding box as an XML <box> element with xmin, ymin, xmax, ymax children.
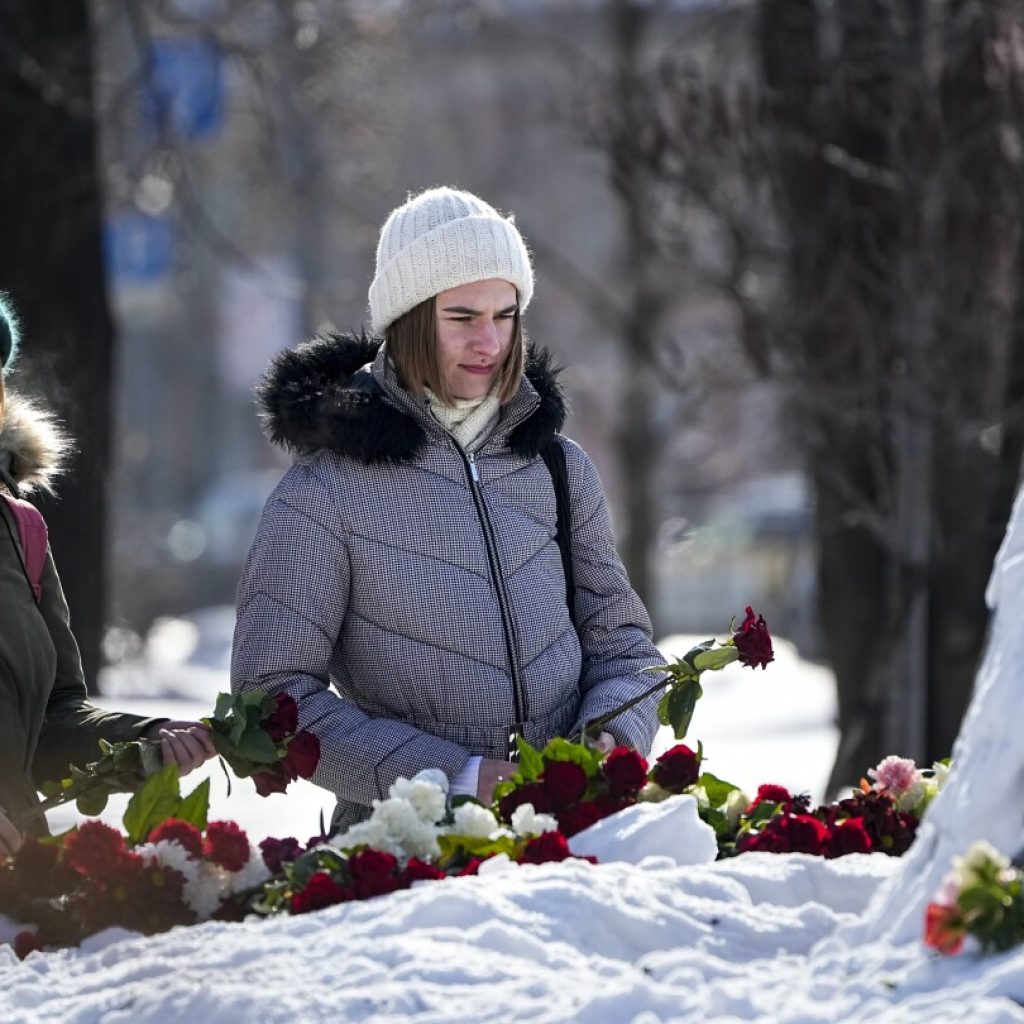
<box><xmin>0</xmin><ymin>1</ymin><xmax>113</xmax><ymax>694</ymax></box>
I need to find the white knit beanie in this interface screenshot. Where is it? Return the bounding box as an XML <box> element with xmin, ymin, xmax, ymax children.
<box><xmin>368</xmin><ymin>186</ymin><xmax>534</xmax><ymax>335</ymax></box>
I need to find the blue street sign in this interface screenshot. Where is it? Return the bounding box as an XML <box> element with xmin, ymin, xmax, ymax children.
<box><xmin>141</xmin><ymin>37</ymin><xmax>225</xmax><ymax>141</ymax></box>
<box><xmin>105</xmin><ymin>211</ymin><xmax>175</xmax><ymax>284</ymax></box>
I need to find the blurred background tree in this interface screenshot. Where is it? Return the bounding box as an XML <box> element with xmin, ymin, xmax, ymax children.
<box><xmin>1</xmin><ymin>0</ymin><xmax>1021</xmax><ymax>788</ymax></box>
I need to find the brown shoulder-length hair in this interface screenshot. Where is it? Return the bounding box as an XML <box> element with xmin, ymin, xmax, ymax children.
<box><xmin>385</xmin><ymin>295</ymin><xmax>526</xmax><ymax>406</ymax></box>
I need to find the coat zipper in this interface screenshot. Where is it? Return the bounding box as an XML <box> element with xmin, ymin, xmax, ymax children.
<box><xmin>462</xmin><ymin>448</ymin><xmax>527</xmax><ymax>759</ymax></box>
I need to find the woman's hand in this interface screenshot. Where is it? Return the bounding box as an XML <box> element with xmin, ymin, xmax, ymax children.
<box><xmin>476</xmin><ymin>758</ymin><xmax>518</xmax><ymax>804</ymax></box>
<box><xmin>143</xmin><ymin>721</ymin><xmax>218</xmax><ymax>777</ymax></box>
<box><xmin>0</xmin><ymin>808</ymin><xmax>23</xmax><ymax>857</ymax></box>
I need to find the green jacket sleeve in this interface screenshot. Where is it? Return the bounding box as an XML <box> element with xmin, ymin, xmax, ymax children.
<box><xmin>31</xmin><ymin>549</ymin><xmax>165</xmax><ymax>784</ymax></box>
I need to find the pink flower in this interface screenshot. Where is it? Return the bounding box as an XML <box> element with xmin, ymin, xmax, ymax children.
<box><xmin>868</xmin><ymin>756</ymin><xmax>918</xmax><ymax>796</ymax></box>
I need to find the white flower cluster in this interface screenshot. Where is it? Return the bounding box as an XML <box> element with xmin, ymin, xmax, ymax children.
<box><xmin>330</xmin><ymin>770</ymin><xmax>558</xmax><ymax>864</ymax></box>
<box><xmin>136</xmin><ymin>839</ymin><xmax>271</xmax><ymax>920</ymax></box>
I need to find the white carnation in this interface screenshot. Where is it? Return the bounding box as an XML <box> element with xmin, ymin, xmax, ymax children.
<box><xmin>932</xmin><ymin>760</ymin><xmax>952</xmax><ymax>790</ymax></box>
<box><xmin>388</xmin><ymin>777</ymin><xmax>447</xmax><ymax>824</ymax></box>
<box><xmin>230</xmin><ymin>848</ymin><xmax>272</xmax><ymax>894</ymax></box>
<box><xmin>954</xmin><ymin>839</ymin><xmax>1010</xmax><ymax>888</ymax></box>
<box><xmin>412</xmin><ymin>768</ymin><xmax>449</xmax><ymax>793</ymax></box>
<box><xmin>510</xmin><ymin>803</ymin><xmax>557</xmax><ymax>838</ymax></box>
<box><xmin>186</xmin><ymin>863</ymin><xmax>230</xmax><ymax>920</ymax></box>
<box><xmin>451</xmin><ymin>802</ymin><xmax>500</xmax><ymax>838</ymax></box>
<box><xmin>136</xmin><ymin>840</ymin><xmax>200</xmax><ymax>882</ymax></box>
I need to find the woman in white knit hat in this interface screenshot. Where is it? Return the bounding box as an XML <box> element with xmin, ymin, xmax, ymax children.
<box><xmin>231</xmin><ymin>186</ymin><xmax>664</xmax><ymax>831</ymax></box>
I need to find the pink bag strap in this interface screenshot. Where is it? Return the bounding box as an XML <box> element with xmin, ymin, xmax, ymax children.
<box><xmin>2</xmin><ymin>494</ymin><xmax>48</xmax><ymax>603</ymax></box>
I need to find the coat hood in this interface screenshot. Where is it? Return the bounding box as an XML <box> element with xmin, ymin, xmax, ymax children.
<box><xmin>256</xmin><ymin>332</ymin><xmax>567</xmax><ymax>463</ymax></box>
<box><xmin>0</xmin><ymin>388</ymin><xmax>70</xmax><ymax>494</ymax></box>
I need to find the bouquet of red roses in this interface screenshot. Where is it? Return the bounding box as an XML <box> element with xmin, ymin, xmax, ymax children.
<box><xmin>204</xmin><ymin>691</ymin><xmax>320</xmax><ymax>797</ymax></box>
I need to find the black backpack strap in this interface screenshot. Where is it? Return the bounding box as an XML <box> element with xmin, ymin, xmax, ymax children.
<box><xmin>540</xmin><ymin>438</ymin><xmax>577</xmax><ymax>630</ymax></box>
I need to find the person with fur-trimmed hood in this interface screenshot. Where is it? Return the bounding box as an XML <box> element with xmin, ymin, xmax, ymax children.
<box><xmin>0</xmin><ymin>300</ymin><xmax>215</xmax><ymax>855</ymax></box>
<box><xmin>231</xmin><ymin>187</ymin><xmax>664</xmax><ymax>832</ymax></box>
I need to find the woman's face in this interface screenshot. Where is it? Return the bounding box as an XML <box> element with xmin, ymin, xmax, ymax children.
<box><xmin>435</xmin><ymin>278</ymin><xmax>518</xmax><ymax>400</ymax></box>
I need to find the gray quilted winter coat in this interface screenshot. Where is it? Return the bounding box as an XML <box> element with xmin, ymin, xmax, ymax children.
<box><xmin>231</xmin><ymin>334</ymin><xmax>663</xmax><ymax>830</ymax></box>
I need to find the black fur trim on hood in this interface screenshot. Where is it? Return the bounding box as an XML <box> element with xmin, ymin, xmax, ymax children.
<box><xmin>256</xmin><ymin>332</ymin><xmax>567</xmax><ymax>464</ymax></box>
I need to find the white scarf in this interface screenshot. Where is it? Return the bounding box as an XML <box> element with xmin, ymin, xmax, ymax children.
<box><xmin>424</xmin><ymin>387</ymin><xmax>501</xmax><ymax>453</ymax></box>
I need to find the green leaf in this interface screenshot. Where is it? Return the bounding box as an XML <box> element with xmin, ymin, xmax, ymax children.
<box><xmin>657</xmin><ymin>690</ymin><xmax>672</xmax><ymax>727</ymax></box>
<box><xmin>692</xmin><ymin>646</ymin><xmax>740</xmax><ymax>673</ymax></box>
<box><xmin>437</xmin><ymin>833</ymin><xmax>519</xmax><ymax>862</ymax></box>
<box><xmin>666</xmin><ymin>680</ymin><xmax>703</xmax><ymax>739</ymax></box>
<box><xmin>213</xmin><ymin>691</ymin><xmax>235</xmax><ymax>721</ymax></box>
<box><xmin>231</xmin><ymin>727</ymin><xmax>280</xmax><ymax>765</ymax></box>
<box><xmin>514</xmin><ymin>737</ymin><xmax>544</xmax><ymax>782</ymax></box>
<box><xmin>123</xmin><ymin>763</ymin><xmax>182</xmax><ymax>844</ymax></box>
<box><xmin>75</xmin><ymin>787</ymin><xmax>110</xmax><ymax>817</ymax></box>
<box><xmin>697</xmin><ymin>771</ymin><xmax>738</xmax><ymax>808</ymax></box>
<box><xmin>540</xmin><ymin>736</ymin><xmax>604</xmax><ymax>773</ymax></box>
<box><xmin>174</xmin><ymin>778</ymin><xmax>211</xmax><ymax>831</ymax></box>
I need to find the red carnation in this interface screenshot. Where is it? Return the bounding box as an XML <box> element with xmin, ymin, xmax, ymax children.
<box><xmin>733</xmin><ymin>606</ymin><xmax>774</xmax><ymax>669</ymax></box>
<box><xmin>265</xmin><ymin>692</ymin><xmax>299</xmax><ymax>742</ymax></box>
<box><xmin>204</xmin><ymin>821</ymin><xmax>251</xmax><ymax>872</ymax></box>
<box><xmin>498</xmin><ymin>783</ymin><xmax>550</xmax><ymax>823</ymax></box>
<box><xmin>149</xmin><ymin>819</ymin><xmax>203</xmax><ymax>859</ymax></box>
<box><xmin>259</xmin><ymin>836</ymin><xmax>303</xmax><ymax>873</ymax></box>
<box><xmin>602</xmin><ymin>747</ymin><xmax>648</xmax><ymax>796</ymax></box>
<box><xmin>746</xmin><ymin>783</ymin><xmax>794</xmax><ymax>814</ymax></box>
<box><xmin>651</xmin><ymin>745</ymin><xmax>701</xmax><ymax>792</ymax></box>
<box><xmin>252</xmin><ymin>768</ymin><xmax>288</xmax><ymax>797</ymax></box>
<box><xmin>541</xmin><ymin>761</ymin><xmax>589</xmax><ymax>809</ymax></box>
<box><xmin>519</xmin><ymin>831</ymin><xmax>572</xmax><ymax>865</ymax></box>
<box><xmin>401</xmin><ymin>858</ymin><xmax>446</xmax><ymax>885</ymax></box>
<box><xmin>827</xmin><ymin>817</ymin><xmax>873</xmax><ymax>858</ymax></box>
<box><xmin>556</xmin><ymin>800</ymin><xmax>605</xmax><ymax>837</ymax></box>
<box><xmin>291</xmin><ymin>872</ymin><xmax>352</xmax><ymax>914</ymax></box>
<box><xmin>14</xmin><ymin>930</ymin><xmax>43</xmax><ymax>960</ymax></box>
<box><xmin>64</xmin><ymin>821</ymin><xmax>128</xmax><ymax>879</ymax></box>
<box><xmin>348</xmin><ymin>848</ymin><xmax>400</xmax><ymax>898</ymax></box>
<box><xmin>457</xmin><ymin>857</ymin><xmax>486</xmax><ymax>876</ymax></box>
<box><xmin>282</xmin><ymin>730</ymin><xmax>320</xmax><ymax>780</ymax></box>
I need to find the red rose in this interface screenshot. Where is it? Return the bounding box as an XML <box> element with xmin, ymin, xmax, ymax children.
<box><xmin>827</xmin><ymin>817</ymin><xmax>873</xmax><ymax>858</ymax></box>
<box><xmin>149</xmin><ymin>819</ymin><xmax>204</xmax><ymax>859</ymax></box>
<box><xmin>541</xmin><ymin>761</ymin><xmax>589</xmax><ymax>809</ymax></box>
<box><xmin>401</xmin><ymin>858</ymin><xmax>445</xmax><ymax>885</ymax></box>
<box><xmin>733</xmin><ymin>606</ymin><xmax>774</xmax><ymax>669</ymax></box>
<box><xmin>592</xmin><ymin>795</ymin><xmax>632</xmax><ymax>818</ymax></box>
<box><xmin>14</xmin><ymin>930</ymin><xmax>43</xmax><ymax>960</ymax></box>
<box><xmin>924</xmin><ymin>902</ymin><xmax>966</xmax><ymax>955</ymax></box>
<box><xmin>785</xmin><ymin>814</ymin><xmax>830</xmax><ymax>855</ymax></box>
<box><xmin>556</xmin><ymin>800</ymin><xmax>605</xmax><ymax>837</ymax></box>
<box><xmin>519</xmin><ymin>831</ymin><xmax>572</xmax><ymax>864</ymax></box>
<box><xmin>204</xmin><ymin>821</ymin><xmax>251</xmax><ymax>872</ymax></box>
<box><xmin>651</xmin><ymin>744</ymin><xmax>700</xmax><ymax>792</ymax></box>
<box><xmin>498</xmin><ymin>783</ymin><xmax>550</xmax><ymax>823</ymax></box>
<box><xmin>259</xmin><ymin>836</ymin><xmax>303</xmax><ymax>873</ymax></box>
<box><xmin>64</xmin><ymin>821</ymin><xmax>128</xmax><ymax>879</ymax></box>
<box><xmin>291</xmin><ymin>872</ymin><xmax>352</xmax><ymax>914</ymax></box>
<box><xmin>602</xmin><ymin>747</ymin><xmax>649</xmax><ymax>796</ymax></box>
<box><xmin>252</xmin><ymin>768</ymin><xmax>288</xmax><ymax>797</ymax></box>
<box><xmin>265</xmin><ymin>692</ymin><xmax>299</xmax><ymax>742</ymax></box>
<box><xmin>282</xmin><ymin>730</ymin><xmax>320</xmax><ymax>780</ymax></box>
<box><xmin>348</xmin><ymin>848</ymin><xmax>400</xmax><ymax>898</ymax></box>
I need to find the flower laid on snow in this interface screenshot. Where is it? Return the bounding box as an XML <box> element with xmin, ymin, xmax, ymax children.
<box><xmin>253</xmin><ymin>770</ymin><xmax>593</xmax><ymax>918</ymax></box>
<box><xmin>924</xmin><ymin>840</ymin><xmax>1024</xmax><ymax>956</ymax></box>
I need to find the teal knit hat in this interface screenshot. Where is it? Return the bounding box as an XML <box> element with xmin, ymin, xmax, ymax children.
<box><xmin>0</xmin><ymin>295</ymin><xmax>19</xmax><ymax>375</ymax></box>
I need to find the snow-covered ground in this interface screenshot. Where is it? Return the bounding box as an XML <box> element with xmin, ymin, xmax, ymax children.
<box><xmin>8</xmin><ymin>476</ymin><xmax>1024</xmax><ymax>1024</ymax></box>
